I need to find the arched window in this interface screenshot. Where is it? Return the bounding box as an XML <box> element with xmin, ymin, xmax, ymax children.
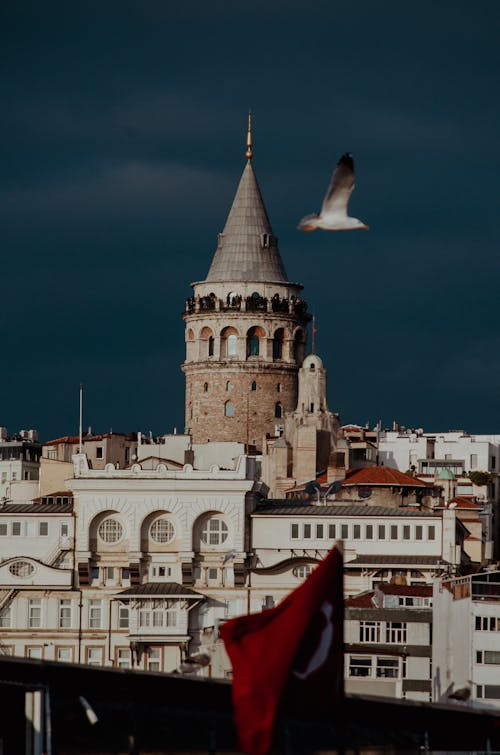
<box><xmin>247</xmin><ymin>334</ymin><xmax>259</xmax><ymax>356</ymax></box>
<box><xmin>275</xmin><ymin>402</ymin><xmax>282</xmax><ymax>419</ymax></box>
<box><xmin>251</xmin><ymin>381</ymin><xmax>257</xmax><ymax>391</ymax></box>
<box><xmin>201</xmin><ymin>518</ymin><xmax>228</xmax><ymax>546</ymax></box>
<box><xmin>226</xmin><ymin>381</ymin><xmax>233</xmax><ymax>392</ymax></box>
<box><xmin>224</xmin><ymin>401</ymin><xmax>235</xmax><ymax>417</ymax></box>
<box><xmin>150</xmin><ymin>519</ymin><xmax>175</xmax><ymax>544</ymax></box>
<box><xmin>203</xmin><ymin>382</ymin><xmax>208</xmax><ymax>392</ymax></box>
<box><xmin>293</xmin><ymin>565</ymin><xmax>312</xmax><ymax>579</ymax></box>
<box><xmin>293</xmin><ymin>329</ymin><xmax>305</xmax><ymax>364</ymax></box>
<box><xmin>221</xmin><ymin>327</ymin><xmax>239</xmax><ymax>358</ymax></box>
<box><xmin>276</xmin><ymin>383</ymin><xmax>282</xmax><ymax>393</ymax></box>
<box><xmin>272</xmin><ymin>328</ymin><xmax>284</xmax><ymax>360</ymax></box>
<box><xmin>208</xmin><ymin>336</ymin><xmax>214</xmax><ymax>356</ymax></box>
<box><xmin>247</xmin><ymin>326</ymin><xmax>264</xmax><ymax>358</ymax></box>
<box><xmin>98</xmin><ymin>518</ymin><xmax>123</xmax><ymax>544</ymax></box>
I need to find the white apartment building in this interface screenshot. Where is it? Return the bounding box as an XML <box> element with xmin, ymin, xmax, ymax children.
<box><xmin>250</xmin><ymin>500</ymin><xmax>467</xmax><ymax>604</ymax></box>
<box><xmin>0</xmin><ymin>428</ymin><xmax>41</xmax><ymax>504</ymax></box>
<box><xmin>432</xmin><ymin>570</ymin><xmax>500</xmax><ymax>709</ymax></box>
<box><xmin>379</xmin><ymin>429</ymin><xmax>500</xmax><ymax>501</ymax></box>
<box><xmin>0</xmin><ymin>451</ymin><xmax>256</xmax><ymax>676</ymax></box>
<box><xmin>345</xmin><ymin>582</ymin><xmax>433</xmax><ymax>702</ymax></box>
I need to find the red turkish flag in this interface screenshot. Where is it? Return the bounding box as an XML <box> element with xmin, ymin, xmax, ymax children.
<box><xmin>219</xmin><ymin>544</ymin><xmax>344</xmax><ymax>755</ymax></box>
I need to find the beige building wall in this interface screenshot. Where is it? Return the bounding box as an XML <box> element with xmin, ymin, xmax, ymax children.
<box><xmin>40</xmin><ymin>458</ymin><xmax>74</xmax><ymax>496</ymax></box>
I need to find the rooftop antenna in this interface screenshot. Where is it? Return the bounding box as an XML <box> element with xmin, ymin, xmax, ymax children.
<box><xmin>79</xmin><ymin>383</ymin><xmax>83</xmax><ymax>453</ymax></box>
<box><xmin>246</xmin><ymin>110</ymin><xmax>253</xmax><ymax>161</ymax></box>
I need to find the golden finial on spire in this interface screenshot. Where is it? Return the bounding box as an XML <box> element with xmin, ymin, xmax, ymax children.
<box><xmin>246</xmin><ymin>110</ymin><xmax>253</xmax><ymax>161</ymax></box>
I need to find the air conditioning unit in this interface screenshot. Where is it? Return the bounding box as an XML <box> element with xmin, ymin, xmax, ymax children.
<box><xmin>274</xmin><ymin>424</ymin><xmax>284</xmax><ymax>436</ymax></box>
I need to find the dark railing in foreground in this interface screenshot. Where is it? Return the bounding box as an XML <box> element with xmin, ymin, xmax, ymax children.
<box><xmin>1</xmin><ymin>655</ymin><xmax>500</xmax><ymax>754</ymax></box>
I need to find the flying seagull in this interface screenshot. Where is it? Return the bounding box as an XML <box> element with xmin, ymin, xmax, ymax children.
<box><xmin>298</xmin><ymin>153</ymin><xmax>369</xmax><ymax>232</ymax></box>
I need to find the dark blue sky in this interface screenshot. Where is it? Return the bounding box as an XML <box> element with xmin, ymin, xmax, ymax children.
<box><xmin>1</xmin><ymin>1</ymin><xmax>499</xmax><ymax>441</ymax></box>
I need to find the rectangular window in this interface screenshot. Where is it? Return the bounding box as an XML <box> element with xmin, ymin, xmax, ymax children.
<box><xmin>390</xmin><ymin>525</ymin><xmax>398</xmax><ymax>540</ymax></box>
<box><xmin>291</xmin><ymin>523</ymin><xmax>299</xmax><ymax>539</ymax></box>
<box><xmin>386</xmin><ymin>622</ymin><xmax>407</xmax><ymax>644</ymax></box>
<box><xmin>96</xmin><ymin>447</ymin><xmax>103</xmax><ymax>459</ymax></box>
<box><xmin>122</xmin><ymin>567</ymin><xmax>130</xmax><ymax>581</ymax></box>
<box><xmin>119</xmin><ymin>606</ymin><xmax>129</xmax><ymax>629</ymax></box>
<box><xmin>86</xmin><ymin>647</ymin><xmax>103</xmax><ymax>666</ymax></box>
<box><xmin>39</xmin><ymin>521</ymin><xmax>48</xmax><ymax>536</ymax></box>
<box><xmin>165</xmin><ymin>601</ymin><xmax>177</xmax><ymax>627</ymax></box>
<box><xmin>60</xmin><ymin>522</ymin><xmax>69</xmax><ymax>537</ymax></box>
<box><xmin>341</xmin><ymin>524</ymin><xmax>348</xmax><ymax>539</ymax></box>
<box><xmin>475</xmin><ymin>616</ymin><xmax>500</xmax><ymax>632</ymax></box>
<box><xmin>303</xmin><ymin>523</ymin><xmax>311</xmax><ymax>539</ymax></box>
<box><xmin>403</xmin><ymin>525</ymin><xmax>410</xmax><ymax>540</ymax></box>
<box><xmin>470</xmin><ymin>453</ymin><xmax>478</xmax><ymax>470</ymax></box>
<box><xmin>415</xmin><ymin>525</ymin><xmax>423</xmax><ymax>541</ymax></box>
<box><xmin>139</xmin><ymin>609</ymin><xmax>150</xmax><ymax>627</ymax></box>
<box><xmin>353</xmin><ymin>524</ymin><xmax>361</xmax><ymax>539</ymax></box>
<box><xmin>208</xmin><ymin>568</ymin><xmax>218</xmax><ymax>580</ymax></box>
<box><xmin>147</xmin><ymin>647</ymin><xmax>161</xmax><ymax>672</ymax></box>
<box><xmin>378</xmin><ymin>525</ymin><xmax>386</xmax><ymax>540</ymax></box>
<box><xmin>91</xmin><ymin>566</ymin><xmax>100</xmax><ymax>582</ymax></box>
<box><xmin>56</xmin><ymin>647</ymin><xmax>73</xmax><ymax>663</ymax></box>
<box><xmin>12</xmin><ymin>522</ymin><xmax>21</xmax><ymax>536</ymax></box>
<box><xmin>0</xmin><ymin>605</ymin><xmax>11</xmax><ymax>628</ymax></box>
<box><xmin>359</xmin><ymin>621</ymin><xmax>381</xmax><ymax>643</ymax></box>
<box><xmin>376</xmin><ymin>657</ymin><xmax>399</xmax><ymax>678</ymax></box>
<box><xmin>26</xmin><ymin>646</ymin><xmax>42</xmax><ymax>659</ymax></box>
<box><xmin>59</xmin><ymin>599</ymin><xmax>72</xmax><ymax>629</ymax></box>
<box><xmin>88</xmin><ymin>600</ymin><xmax>102</xmax><ymax>629</ymax></box>
<box><xmin>328</xmin><ymin>524</ymin><xmax>336</xmax><ymax>539</ymax></box>
<box><xmin>365</xmin><ymin>525</ymin><xmax>373</xmax><ymax>539</ymax></box>
<box><xmin>349</xmin><ymin>656</ymin><xmax>372</xmax><ymax>677</ymax></box>
<box><xmin>117</xmin><ymin>648</ymin><xmax>131</xmax><ymax>669</ymax></box>
<box><xmin>428</xmin><ymin>526</ymin><xmax>436</xmax><ymax>540</ymax></box>
<box><xmin>0</xmin><ymin>523</ymin><xmax>7</xmax><ymax>536</ymax></box>
<box><xmin>28</xmin><ymin>599</ymin><xmax>42</xmax><ymax>628</ymax></box>
<box><xmin>316</xmin><ymin>524</ymin><xmax>324</xmax><ymax>539</ymax></box>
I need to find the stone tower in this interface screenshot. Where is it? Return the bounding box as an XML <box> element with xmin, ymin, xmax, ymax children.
<box><xmin>182</xmin><ymin>117</ymin><xmax>311</xmax><ymax>449</ymax></box>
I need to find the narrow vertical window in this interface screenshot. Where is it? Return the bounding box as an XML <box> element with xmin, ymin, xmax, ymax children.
<box><xmin>275</xmin><ymin>402</ymin><xmax>282</xmax><ymax>418</ymax></box>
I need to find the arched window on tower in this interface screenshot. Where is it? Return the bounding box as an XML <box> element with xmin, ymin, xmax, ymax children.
<box><xmin>221</xmin><ymin>327</ymin><xmax>239</xmax><ymax>358</ymax></box>
<box><xmin>203</xmin><ymin>382</ymin><xmax>208</xmax><ymax>393</ymax></box>
<box><xmin>247</xmin><ymin>326</ymin><xmax>264</xmax><ymax>358</ymax></box>
<box><xmin>226</xmin><ymin>381</ymin><xmax>233</xmax><ymax>392</ymax></box>
<box><xmin>224</xmin><ymin>401</ymin><xmax>235</xmax><ymax>417</ymax></box>
<box><xmin>272</xmin><ymin>328</ymin><xmax>284</xmax><ymax>360</ymax></box>
<box><xmin>200</xmin><ymin>327</ymin><xmax>215</xmax><ymax>359</ymax></box>
<box><xmin>275</xmin><ymin>402</ymin><xmax>283</xmax><ymax>419</ymax></box>
<box><xmin>251</xmin><ymin>381</ymin><xmax>257</xmax><ymax>391</ymax></box>
<box><xmin>293</xmin><ymin>329</ymin><xmax>305</xmax><ymax>364</ymax></box>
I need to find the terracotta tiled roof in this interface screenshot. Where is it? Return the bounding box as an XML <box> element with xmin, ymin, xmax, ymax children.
<box><xmin>345</xmin><ymin>591</ymin><xmax>375</xmax><ymax>607</ymax></box>
<box><xmin>343</xmin><ymin>466</ymin><xmax>430</xmax><ymax>487</ymax></box>
<box><xmin>447</xmin><ymin>496</ymin><xmax>480</xmax><ymax>509</ymax></box>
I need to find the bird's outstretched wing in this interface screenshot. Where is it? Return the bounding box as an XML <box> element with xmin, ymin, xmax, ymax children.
<box><xmin>320</xmin><ymin>153</ymin><xmax>355</xmax><ymax>217</ymax></box>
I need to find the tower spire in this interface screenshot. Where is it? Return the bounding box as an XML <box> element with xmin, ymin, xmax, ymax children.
<box><xmin>245</xmin><ymin>110</ymin><xmax>253</xmax><ymax>161</ymax></box>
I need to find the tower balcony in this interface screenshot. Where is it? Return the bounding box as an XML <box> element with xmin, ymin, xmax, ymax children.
<box><xmin>185</xmin><ymin>293</ymin><xmax>310</xmax><ymax>320</ymax></box>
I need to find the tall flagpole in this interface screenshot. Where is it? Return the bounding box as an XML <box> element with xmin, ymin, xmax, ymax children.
<box><xmin>79</xmin><ymin>383</ymin><xmax>83</xmax><ymax>453</ymax></box>
<box><xmin>311</xmin><ymin>314</ymin><xmax>316</xmax><ymax>355</ymax></box>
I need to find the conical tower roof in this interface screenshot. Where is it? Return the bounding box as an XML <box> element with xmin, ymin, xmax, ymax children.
<box><xmin>205</xmin><ymin>119</ymin><xmax>289</xmax><ymax>283</ymax></box>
